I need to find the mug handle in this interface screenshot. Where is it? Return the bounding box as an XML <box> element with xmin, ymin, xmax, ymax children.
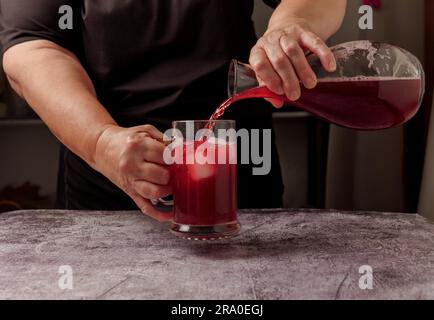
<box><xmin>151</xmin><ymin>197</ymin><xmax>174</xmax><ymax>213</ymax></box>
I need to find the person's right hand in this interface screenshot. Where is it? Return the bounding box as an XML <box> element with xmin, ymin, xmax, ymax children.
<box><xmin>94</xmin><ymin>124</ymin><xmax>172</xmax><ymax>221</ymax></box>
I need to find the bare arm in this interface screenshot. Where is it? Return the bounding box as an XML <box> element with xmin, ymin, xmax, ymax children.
<box><xmin>250</xmin><ymin>0</ymin><xmax>347</xmax><ymax>105</ymax></box>
<box><xmin>269</xmin><ymin>0</ymin><xmax>347</xmax><ymax>41</ymax></box>
<box><xmin>3</xmin><ymin>40</ymin><xmax>172</xmax><ymax>220</ymax></box>
<box><xmin>3</xmin><ymin>40</ymin><xmax>115</xmax><ymax>167</ymax></box>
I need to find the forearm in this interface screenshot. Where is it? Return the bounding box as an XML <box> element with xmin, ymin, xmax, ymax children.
<box><xmin>268</xmin><ymin>0</ymin><xmax>347</xmax><ymax>40</ymax></box>
<box><xmin>3</xmin><ymin>40</ymin><xmax>116</xmax><ymax>168</ymax></box>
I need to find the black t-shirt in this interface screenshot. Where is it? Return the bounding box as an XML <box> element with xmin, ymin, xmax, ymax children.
<box><xmin>1</xmin><ymin>0</ymin><xmax>280</xmax><ymax>126</ymax></box>
<box><xmin>0</xmin><ymin>0</ymin><xmax>285</xmax><ymax>210</ymax></box>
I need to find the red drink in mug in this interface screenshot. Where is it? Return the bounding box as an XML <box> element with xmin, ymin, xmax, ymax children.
<box><xmin>169</xmin><ymin>120</ymin><xmax>240</xmax><ymax>240</ymax></box>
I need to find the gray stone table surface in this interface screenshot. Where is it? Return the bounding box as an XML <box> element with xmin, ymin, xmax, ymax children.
<box><xmin>1</xmin><ymin>209</ymin><xmax>434</xmax><ymax>300</ymax></box>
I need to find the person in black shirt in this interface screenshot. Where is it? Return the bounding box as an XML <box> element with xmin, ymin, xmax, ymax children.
<box><xmin>1</xmin><ymin>0</ymin><xmax>346</xmax><ymax>220</ymax></box>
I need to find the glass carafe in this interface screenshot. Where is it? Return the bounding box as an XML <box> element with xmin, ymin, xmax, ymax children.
<box><xmin>228</xmin><ymin>41</ymin><xmax>425</xmax><ymax>130</ymax></box>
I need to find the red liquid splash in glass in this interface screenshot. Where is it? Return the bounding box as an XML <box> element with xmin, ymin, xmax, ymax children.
<box><xmin>171</xmin><ymin>140</ymin><xmax>237</xmax><ymax>226</ymax></box>
<box><xmin>208</xmin><ymin>77</ymin><xmax>422</xmax><ymax>130</ymax></box>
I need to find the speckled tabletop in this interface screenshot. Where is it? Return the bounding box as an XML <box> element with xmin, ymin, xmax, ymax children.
<box><xmin>1</xmin><ymin>209</ymin><xmax>434</xmax><ymax>300</ymax></box>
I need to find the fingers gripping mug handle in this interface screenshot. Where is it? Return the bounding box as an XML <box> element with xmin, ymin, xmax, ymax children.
<box><xmin>151</xmin><ymin>197</ymin><xmax>174</xmax><ymax>213</ymax></box>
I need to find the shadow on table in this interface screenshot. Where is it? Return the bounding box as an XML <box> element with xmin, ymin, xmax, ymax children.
<box><xmin>175</xmin><ymin>230</ymin><xmax>346</xmax><ymax>261</ymax></box>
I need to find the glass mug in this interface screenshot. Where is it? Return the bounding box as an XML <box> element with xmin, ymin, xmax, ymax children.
<box><xmin>153</xmin><ymin>120</ymin><xmax>240</xmax><ymax>240</ymax></box>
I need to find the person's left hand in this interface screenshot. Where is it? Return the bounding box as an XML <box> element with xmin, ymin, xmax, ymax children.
<box><xmin>249</xmin><ymin>18</ymin><xmax>337</xmax><ymax>108</ymax></box>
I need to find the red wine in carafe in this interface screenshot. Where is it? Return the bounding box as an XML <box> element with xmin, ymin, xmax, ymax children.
<box><xmin>209</xmin><ymin>77</ymin><xmax>423</xmax><ymax>130</ymax></box>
